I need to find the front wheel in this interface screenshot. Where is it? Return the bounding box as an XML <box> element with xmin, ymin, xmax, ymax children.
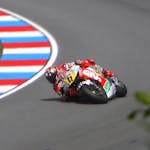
<box><xmin>80</xmin><ymin>84</ymin><xmax>108</xmax><ymax>104</ymax></box>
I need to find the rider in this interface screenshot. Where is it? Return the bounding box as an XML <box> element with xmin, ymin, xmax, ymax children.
<box><xmin>45</xmin><ymin>58</ymin><xmax>115</xmax><ymax>97</ymax></box>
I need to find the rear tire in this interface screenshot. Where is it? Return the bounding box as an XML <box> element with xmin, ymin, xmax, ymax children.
<box><xmin>80</xmin><ymin>84</ymin><xmax>108</xmax><ymax>104</ymax></box>
<box><xmin>116</xmin><ymin>81</ymin><xmax>127</xmax><ymax>97</ymax></box>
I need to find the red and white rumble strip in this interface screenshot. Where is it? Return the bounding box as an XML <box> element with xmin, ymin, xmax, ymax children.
<box><xmin>0</xmin><ymin>8</ymin><xmax>58</xmax><ymax>99</ymax></box>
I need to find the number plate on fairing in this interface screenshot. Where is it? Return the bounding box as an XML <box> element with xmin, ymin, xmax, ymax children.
<box><xmin>64</xmin><ymin>65</ymin><xmax>80</xmax><ymax>85</ymax></box>
<box><xmin>64</xmin><ymin>71</ymin><xmax>76</xmax><ymax>85</ymax></box>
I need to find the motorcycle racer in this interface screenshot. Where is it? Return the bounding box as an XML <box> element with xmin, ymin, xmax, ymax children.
<box><xmin>45</xmin><ymin>58</ymin><xmax>116</xmax><ymax>97</ymax></box>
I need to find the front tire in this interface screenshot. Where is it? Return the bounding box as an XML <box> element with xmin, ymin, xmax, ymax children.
<box><xmin>80</xmin><ymin>84</ymin><xmax>108</xmax><ymax>104</ymax></box>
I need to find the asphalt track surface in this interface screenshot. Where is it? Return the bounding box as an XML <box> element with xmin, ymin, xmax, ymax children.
<box><xmin>0</xmin><ymin>0</ymin><xmax>150</xmax><ymax>150</ymax></box>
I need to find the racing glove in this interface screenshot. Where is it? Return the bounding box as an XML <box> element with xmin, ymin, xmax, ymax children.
<box><xmin>54</xmin><ymin>86</ymin><xmax>64</xmax><ymax>96</ymax></box>
<box><xmin>53</xmin><ymin>81</ymin><xmax>64</xmax><ymax>96</ymax></box>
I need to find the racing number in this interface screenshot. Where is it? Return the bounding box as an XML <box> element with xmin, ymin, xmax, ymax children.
<box><xmin>65</xmin><ymin>71</ymin><xmax>76</xmax><ymax>85</ymax></box>
<box><xmin>67</xmin><ymin>73</ymin><xmax>73</xmax><ymax>83</ymax></box>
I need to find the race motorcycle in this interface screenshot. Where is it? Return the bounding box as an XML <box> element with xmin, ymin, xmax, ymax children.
<box><xmin>58</xmin><ymin>64</ymin><xmax>127</xmax><ymax>103</ymax></box>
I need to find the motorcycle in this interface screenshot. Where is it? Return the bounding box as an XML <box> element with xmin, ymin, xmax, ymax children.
<box><xmin>55</xmin><ymin>64</ymin><xmax>127</xmax><ymax>103</ymax></box>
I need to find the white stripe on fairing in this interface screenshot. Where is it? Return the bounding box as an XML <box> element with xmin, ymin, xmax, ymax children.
<box><xmin>0</xmin><ymin>85</ymin><xmax>17</xmax><ymax>93</ymax></box>
<box><xmin>0</xmin><ymin>16</ymin><xmax>18</xmax><ymax>21</ymax></box>
<box><xmin>3</xmin><ymin>47</ymin><xmax>51</xmax><ymax>54</ymax></box>
<box><xmin>0</xmin><ymin>66</ymin><xmax>43</xmax><ymax>72</ymax></box>
<box><xmin>0</xmin><ymin>31</ymin><xmax>43</xmax><ymax>37</ymax></box>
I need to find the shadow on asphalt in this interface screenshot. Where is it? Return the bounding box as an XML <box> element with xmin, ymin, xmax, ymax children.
<box><xmin>41</xmin><ymin>97</ymin><xmax>108</xmax><ymax>105</ymax></box>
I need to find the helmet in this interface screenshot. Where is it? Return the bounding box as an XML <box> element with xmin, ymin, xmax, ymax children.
<box><xmin>45</xmin><ymin>66</ymin><xmax>57</xmax><ymax>83</ymax></box>
<box><xmin>87</xmin><ymin>58</ymin><xmax>95</xmax><ymax>65</ymax></box>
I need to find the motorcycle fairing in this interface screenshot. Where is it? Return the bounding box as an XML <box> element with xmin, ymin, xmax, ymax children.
<box><xmin>81</xmin><ymin>67</ymin><xmax>116</xmax><ymax>98</ymax></box>
<box><xmin>63</xmin><ymin>65</ymin><xmax>116</xmax><ymax>99</ymax></box>
<box><xmin>103</xmin><ymin>79</ymin><xmax>116</xmax><ymax>98</ymax></box>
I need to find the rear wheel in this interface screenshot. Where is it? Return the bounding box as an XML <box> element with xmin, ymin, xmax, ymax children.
<box><xmin>80</xmin><ymin>84</ymin><xmax>108</xmax><ymax>104</ymax></box>
<box><xmin>116</xmin><ymin>81</ymin><xmax>127</xmax><ymax>97</ymax></box>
